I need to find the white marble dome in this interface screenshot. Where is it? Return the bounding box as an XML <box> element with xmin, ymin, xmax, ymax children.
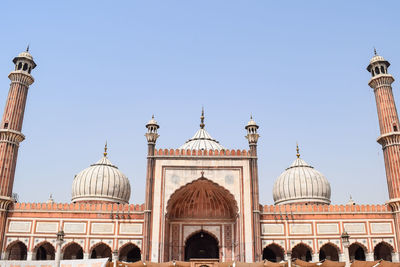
<box><xmin>71</xmin><ymin>154</ymin><xmax>131</xmax><ymax>204</ymax></box>
<box><xmin>273</xmin><ymin>156</ymin><xmax>331</xmax><ymax>205</ymax></box>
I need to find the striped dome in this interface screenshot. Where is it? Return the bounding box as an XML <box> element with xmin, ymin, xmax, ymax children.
<box><xmin>71</xmin><ymin>156</ymin><xmax>131</xmax><ymax>204</ymax></box>
<box><xmin>179</xmin><ymin>128</ymin><xmax>224</xmax><ymax>151</ymax></box>
<box><xmin>273</xmin><ymin>157</ymin><xmax>331</xmax><ymax>205</ymax></box>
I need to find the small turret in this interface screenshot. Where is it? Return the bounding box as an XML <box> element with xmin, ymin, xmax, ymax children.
<box><xmin>245</xmin><ymin>116</ymin><xmax>260</xmax><ymax>151</ymax></box>
<box><xmin>145</xmin><ymin>115</ymin><xmax>160</xmax><ymax>145</ymax></box>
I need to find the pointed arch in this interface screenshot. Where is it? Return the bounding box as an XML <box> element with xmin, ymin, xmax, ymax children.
<box><xmin>167</xmin><ymin>177</ymin><xmax>238</xmax><ymax>220</ymax></box>
<box><xmin>262</xmin><ymin>243</ymin><xmax>285</xmax><ymax>262</ymax></box>
<box><xmin>349</xmin><ymin>242</ymin><xmax>367</xmax><ymax>261</ymax></box>
<box><xmin>184</xmin><ymin>230</ymin><xmax>219</xmax><ymax>261</ymax></box>
<box><xmin>319</xmin><ymin>242</ymin><xmax>340</xmax><ymax>261</ymax></box>
<box><xmin>374</xmin><ymin>241</ymin><xmax>394</xmax><ymax>261</ymax></box>
<box><xmin>62</xmin><ymin>242</ymin><xmax>84</xmax><ymax>260</ymax></box>
<box><xmin>118</xmin><ymin>242</ymin><xmax>141</xmax><ymax>262</ymax></box>
<box><xmin>90</xmin><ymin>242</ymin><xmax>112</xmax><ymax>259</ymax></box>
<box><xmin>6</xmin><ymin>241</ymin><xmax>27</xmax><ymax>260</ymax></box>
<box><xmin>292</xmin><ymin>243</ymin><xmax>313</xmax><ymax>262</ymax></box>
<box><xmin>33</xmin><ymin>241</ymin><xmax>55</xmax><ymax>260</ymax></box>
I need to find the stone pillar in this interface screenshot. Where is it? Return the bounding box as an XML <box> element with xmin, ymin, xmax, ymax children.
<box><xmin>112</xmin><ymin>250</ymin><xmax>118</xmax><ymax>267</ymax></box>
<box><xmin>312</xmin><ymin>253</ymin><xmax>319</xmax><ymax>262</ymax></box>
<box><xmin>84</xmin><ymin>253</ymin><xmax>89</xmax><ymax>259</ymax></box>
<box><xmin>287</xmin><ymin>250</ymin><xmax>292</xmax><ymax>267</ymax></box>
<box><xmin>392</xmin><ymin>252</ymin><xmax>399</xmax><ymax>262</ymax></box>
<box><xmin>366</xmin><ymin>253</ymin><xmax>374</xmax><ymax>261</ymax></box>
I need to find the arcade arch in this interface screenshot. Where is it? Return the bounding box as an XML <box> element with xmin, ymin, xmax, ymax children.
<box><xmin>34</xmin><ymin>242</ymin><xmax>55</xmax><ymax>260</ymax></box>
<box><xmin>374</xmin><ymin>242</ymin><xmax>393</xmax><ymax>261</ymax></box>
<box><xmin>292</xmin><ymin>243</ymin><xmax>312</xmax><ymax>262</ymax></box>
<box><xmin>90</xmin><ymin>243</ymin><xmax>112</xmax><ymax>259</ymax></box>
<box><xmin>319</xmin><ymin>243</ymin><xmax>339</xmax><ymax>261</ymax></box>
<box><xmin>262</xmin><ymin>243</ymin><xmax>285</xmax><ymax>262</ymax></box>
<box><xmin>6</xmin><ymin>241</ymin><xmax>27</xmax><ymax>260</ymax></box>
<box><xmin>63</xmin><ymin>242</ymin><xmax>84</xmax><ymax>260</ymax></box>
<box><xmin>349</xmin><ymin>243</ymin><xmax>367</xmax><ymax>261</ymax></box>
<box><xmin>119</xmin><ymin>243</ymin><xmax>141</xmax><ymax>262</ymax></box>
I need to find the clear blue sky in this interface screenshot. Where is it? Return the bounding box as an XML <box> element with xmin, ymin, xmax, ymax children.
<box><xmin>0</xmin><ymin>1</ymin><xmax>399</xmax><ymax>205</ymax></box>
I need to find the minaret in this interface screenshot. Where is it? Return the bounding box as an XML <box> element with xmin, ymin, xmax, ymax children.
<box><xmin>144</xmin><ymin>115</ymin><xmax>159</xmax><ymax>261</ymax></box>
<box><xmin>0</xmin><ymin>48</ymin><xmax>36</xmax><ymax>258</ymax></box>
<box><xmin>367</xmin><ymin>51</ymin><xmax>400</xmax><ymax>207</ymax></box>
<box><xmin>245</xmin><ymin>116</ymin><xmax>261</xmax><ymax>260</ymax></box>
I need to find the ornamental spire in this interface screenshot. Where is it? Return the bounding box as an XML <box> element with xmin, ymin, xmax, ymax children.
<box><xmin>200</xmin><ymin>107</ymin><xmax>205</xmax><ymax>129</ymax></box>
<box><xmin>374</xmin><ymin>47</ymin><xmax>377</xmax><ymax>56</ymax></box>
<box><xmin>296</xmin><ymin>143</ymin><xmax>300</xmax><ymax>158</ymax></box>
<box><xmin>103</xmin><ymin>141</ymin><xmax>108</xmax><ymax>157</ymax></box>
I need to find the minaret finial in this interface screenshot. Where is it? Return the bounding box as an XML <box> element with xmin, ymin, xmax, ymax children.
<box><xmin>374</xmin><ymin>47</ymin><xmax>377</xmax><ymax>56</ymax></box>
<box><xmin>296</xmin><ymin>143</ymin><xmax>300</xmax><ymax>158</ymax></box>
<box><xmin>26</xmin><ymin>44</ymin><xmax>30</xmax><ymax>52</ymax></box>
<box><xmin>200</xmin><ymin>107</ymin><xmax>205</xmax><ymax>129</ymax></box>
<box><xmin>104</xmin><ymin>141</ymin><xmax>108</xmax><ymax>157</ymax></box>
<box><xmin>250</xmin><ymin>114</ymin><xmax>253</xmax><ymax>120</ymax></box>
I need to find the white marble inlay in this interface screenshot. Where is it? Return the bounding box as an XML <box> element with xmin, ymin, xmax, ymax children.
<box><xmin>8</xmin><ymin>221</ymin><xmax>31</xmax><ymax>233</ymax></box>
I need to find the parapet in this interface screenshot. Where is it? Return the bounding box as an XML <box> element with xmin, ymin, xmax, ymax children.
<box><xmin>261</xmin><ymin>204</ymin><xmax>390</xmax><ymax>213</ymax></box>
<box><xmin>153</xmin><ymin>148</ymin><xmax>251</xmax><ymax>157</ymax></box>
<box><xmin>10</xmin><ymin>202</ymin><xmax>145</xmax><ymax>213</ymax></box>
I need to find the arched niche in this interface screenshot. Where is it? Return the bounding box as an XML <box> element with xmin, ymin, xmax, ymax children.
<box><xmin>63</xmin><ymin>242</ymin><xmax>84</xmax><ymax>260</ymax></box>
<box><xmin>262</xmin><ymin>243</ymin><xmax>285</xmax><ymax>262</ymax></box>
<box><xmin>319</xmin><ymin>243</ymin><xmax>340</xmax><ymax>261</ymax></box>
<box><xmin>166</xmin><ymin>177</ymin><xmax>238</xmax><ymax>220</ymax></box>
<box><xmin>6</xmin><ymin>241</ymin><xmax>27</xmax><ymax>260</ymax></box>
<box><xmin>119</xmin><ymin>243</ymin><xmax>141</xmax><ymax>262</ymax></box>
<box><xmin>374</xmin><ymin>242</ymin><xmax>393</xmax><ymax>261</ymax></box>
<box><xmin>34</xmin><ymin>241</ymin><xmax>55</xmax><ymax>260</ymax></box>
<box><xmin>349</xmin><ymin>243</ymin><xmax>367</xmax><ymax>261</ymax></box>
<box><xmin>90</xmin><ymin>243</ymin><xmax>112</xmax><ymax>259</ymax></box>
<box><xmin>184</xmin><ymin>231</ymin><xmax>219</xmax><ymax>261</ymax></box>
<box><xmin>292</xmin><ymin>243</ymin><xmax>312</xmax><ymax>262</ymax></box>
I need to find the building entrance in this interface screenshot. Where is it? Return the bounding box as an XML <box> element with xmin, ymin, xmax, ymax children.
<box><xmin>184</xmin><ymin>232</ymin><xmax>219</xmax><ymax>261</ymax></box>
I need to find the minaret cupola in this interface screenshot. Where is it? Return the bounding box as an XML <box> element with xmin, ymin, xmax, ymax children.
<box><xmin>245</xmin><ymin>115</ymin><xmax>259</xmax><ymax>146</ymax></box>
<box><xmin>367</xmin><ymin>48</ymin><xmax>390</xmax><ymax>77</ymax></box>
<box><xmin>13</xmin><ymin>46</ymin><xmax>36</xmax><ymax>75</ymax></box>
<box><xmin>145</xmin><ymin>115</ymin><xmax>160</xmax><ymax>144</ymax></box>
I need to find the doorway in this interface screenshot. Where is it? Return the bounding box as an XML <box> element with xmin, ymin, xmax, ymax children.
<box><xmin>184</xmin><ymin>231</ymin><xmax>219</xmax><ymax>261</ymax></box>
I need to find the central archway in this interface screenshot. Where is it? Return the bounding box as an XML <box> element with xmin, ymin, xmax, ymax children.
<box><xmin>184</xmin><ymin>231</ymin><xmax>219</xmax><ymax>261</ymax></box>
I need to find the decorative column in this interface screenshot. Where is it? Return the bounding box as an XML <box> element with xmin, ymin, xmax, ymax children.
<box><xmin>341</xmin><ymin>231</ymin><xmax>350</xmax><ymax>267</ymax></box>
<box><xmin>55</xmin><ymin>230</ymin><xmax>65</xmax><ymax>267</ymax></box>
<box><xmin>112</xmin><ymin>249</ymin><xmax>118</xmax><ymax>267</ymax></box>
<box><xmin>367</xmin><ymin>51</ymin><xmax>400</xmax><ymax>251</ymax></box>
<box><xmin>287</xmin><ymin>250</ymin><xmax>292</xmax><ymax>267</ymax></box>
<box><xmin>312</xmin><ymin>253</ymin><xmax>319</xmax><ymax>262</ymax></box>
<box><xmin>143</xmin><ymin>115</ymin><xmax>159</xmax><ymax>261</ymax></box>
<box><xmin>0</xmin><ymin>48</ymin><xmax>36</xmax><ymax>258</ymax></box>
<box><xmin>245</xmin><ymin>116</ymin><xmax>261</xmax><ymax>261</ymax></box>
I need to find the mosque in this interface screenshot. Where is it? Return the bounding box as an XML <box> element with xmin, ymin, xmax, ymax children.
<box><xmin>0</xmin><ymin>48</ymin><xmax>399</xmax><ymax>265</ymax></box>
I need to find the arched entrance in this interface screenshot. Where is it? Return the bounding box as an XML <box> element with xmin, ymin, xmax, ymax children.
<box><xmin>63</xmin><ymin>242</ymin><xmax>84</xmax><ymax>260</ymax></box>
<box><xmin>292</xmin><ymin>243</ymin><xmax>312</xmax><ymax>262</ymax></box>
<box><xmin>34</xmin><ymin>242</ymin><xmax>55</xmax><ymax>260</ymax></box>
<box><xmin>90</xmin><ymin>243</ymin><xmax>112</xmax><ymax>259</ymax></box>
<box><xmin>349</xmin><ymin>243</ymin><xmax>366</xmax><ymax>261</ymax></box>
<box><xmin>119</xmin><ymin>243</ymin><xmax>141</xmax><ymax>262</ymax></box>
<box><xmin>374</xmin><ymin>242</ymin><xmax>393</xmax><ymax>261</ymax></box>
<box><xmin>184</xmin><ymin>231</ymin><xmax>219</xmax><ymax>261</ymax></box>
<box><xmin>6</xmin><ymin>241</ymin><xmax>27</xmax><ymax>260</ymax></box>
<box><xmin>262</xmin><ymin>244</ymin><xmax>285</xmax><ymax>262</ymax></box>
<box><xmin>166</xmin><ymin>177</ymin><xmax>238</xmax><ymax>261</ymax></box>
<box><xmin>319</xmin><ymin>243</ymin><xmax>339</xmax><ymax>261</ymax></box>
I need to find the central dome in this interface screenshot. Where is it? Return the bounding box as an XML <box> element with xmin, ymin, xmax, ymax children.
<box><xmin>71</xmin><ymin>145</ymin><xmax>131</xmax><ymax>204</ymax></box>
<box><xmin>179</xmin><ymin>108</ymin><xmax>224</xmax><ymax>150</ymax></box>
<box><xmin>273</xmin><ymin>147</ymin><xmax>331</xmax><ymax>205</ymax></box>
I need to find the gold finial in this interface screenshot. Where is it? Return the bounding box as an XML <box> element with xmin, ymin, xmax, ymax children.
<box><xmin>200</xmin><ymin>107</ymin><xmax>205</xmax><ymax>129</ymax></box>
<box><xmin>296</xmin><ymin>143</ymin><xmax>300</xmax><ymax>158</ymax></box>
<box><xmin>374</xmin><ymin>47</ymin><xmax>377</xmax><ymax>56</ymax></box>
<box><xmin>26</xmin><ymin>44</ymin><xmax>30</xmax><ymax>52</ymax></box>
<box><xmin>104</xmin><ymin>141</ymin><xmax>108</xmax><ymax>157</ymax></box>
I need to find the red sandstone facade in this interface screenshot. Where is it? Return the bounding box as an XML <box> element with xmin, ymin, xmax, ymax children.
<box><xmin>0</xmin><ymin>50</ymin><xmax>399</xmax><ymax>264</ymax></box>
